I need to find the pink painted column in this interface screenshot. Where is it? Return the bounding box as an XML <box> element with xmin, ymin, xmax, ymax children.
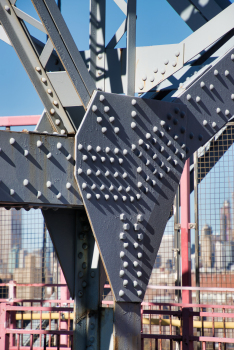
<box><xmin>180</xmin><ymin>160</ymin><xmax>192</xmax><ymax>304</ymax></box>
<box><xmin>60</xmin><ymin>269</ymin><xmax>70</xmax><ymax>346</ymax></box>
<box><xmin>9</xmin><ymin>280</ymin><xmax>16</xmax><ymax>347</ymax></box>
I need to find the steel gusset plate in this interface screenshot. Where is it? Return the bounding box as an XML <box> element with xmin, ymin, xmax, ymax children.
<box><xmin>75</xmin><ymin>91</ymin><xmax>187</xmax><ymax>302</ymax></box>
<box><xmin>175</xmin><ymin>47</ymin><xmax>234</xmax><ymax>158</ymax></box>
<box><xmin>0</xmin><ymin>131</ymin><xmax>82</xmax><ymax>208</ymax></box>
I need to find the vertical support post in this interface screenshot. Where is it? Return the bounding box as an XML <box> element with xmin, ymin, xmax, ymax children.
<box><xmin>8</xmin><ymin>280</ymin><xmax>16</xmax><ymax>347</ymax></box>
<box><xmin>0</xmin><ymin>303</ymin><xmax>9</xmax><ymax>350</ymax></box>
<box><xmin>180</xmin><ymin>160</ymin><xmax>192</xmax><ymax>304</ymax></box>
<box><xmin>89</xmin><ymin>0</ymin><xmax>106</xmax><ymax>91</ymax></box>
<box><xmin>60</xmin><ymin>269</ymin><xmax>69</xmax><ymax>346</ymax></box>
<box><xmin>182</xmin><ymin>308</ymin><xmax>193</xmax><ymax>350</ymax></box>
<box><xmin>73</xmin><ymin>211</ymin><xmax>100</xmax><ymax>350</ymax></box>
<box><xmin>174</xmin><ymin>188</ymin><xmax>181</xmax><ymax>303</ymax></box>
<box><xmin>114</xmin><ymin>302</ymin><xmax>141</xmax><ymax>350</ymax></box>
<box><xmin>126</xmin><ymin>0</ymin><xmax>136</xmax><ymax>96</ymax></box>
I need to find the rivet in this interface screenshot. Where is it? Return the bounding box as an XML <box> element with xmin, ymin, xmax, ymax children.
<box><xmin>196</xmin><ymin>96</ymin><xmax>201</xmax><ymax>103</ymax></box>
<box><xmin>153</xmin><ymin>154</ymin><xmax>157</xmax><ymax>160</ymax></box>
<box><xmin>82</xmin><ymin>281</ymin><xmax>87</xmax><ymax>288</ymax></box>
<box><xmin>96</xmin><ymin>194</ymin><xmax>100</xmax><ymax>199</ymax></box>
<box><xmin>146</xmin><ymin>159</ymin><xmax>150</xmax><ymax>166</ymax></box>
<box><xmin>137</xmin><ymin>182</ymin><xmax>142</xmax><ymax>188</ymax></box>
<box><xmin>181</xmin><ymin>153</ymin><xmax>185</xmax><ymax>159</ymax></box>
<box><xmin>24</xmin><ymin>150</ymin><xmax>29</xmax><ymax>157</ymax></box>
<box><xmin>37</xmin><ymin>191</ymin><xmax>42</xmax><ymax>198</ymax></box>
<box><xmin>96</xmin><ymin>146</ymin><xmax>101</xmax><ymax>152</ymax></box>
<box><xmin>159</xmin><ymin>173</ymin><xmax>163</xmax><ymax>179</ymax></box>
<box><xmin>102</xmin><ymin>127</ymin><xmax>107</xmax><ymax>133</ymax></box>
<box><xmin>87</xmin><ymin>145</ymin><xmax>92</xmax><ymax>151</ymax></box>
<box><xmin>9</xmin><ymin>138</ymin><xmax>15</xmax><ymax>145</ymax></box>
<box><xmin>10</xmin><ymin>189</ymin><xmax>14</xmax><ymax>196</ymax></box>
<box><xmin>133</xmin><ymin>281</ymin><xmax>138</xmax><ymax>287</ymax></box>
<box><xmin>100</xmin><ymin>184</ymin><xmax>105</xmax><ymax>191</ymax></box>
<box><xmin>134</xmin><ymin>224</ymin><xmax>139</xmax><ymax>231</ymax></box>
<box><xmin>120</xmin><ymin>213</ymin><xmax>126</xmax><ymax>220</ymax></box>
<box><xmin>150</xmin><ymin>76</ymin><xmax>155</xmax><ymax>82</ymax></box>
<box><xmin>114</xmin><ymin>127</ymin><xmax>120</xmax><ymax>133</ymax></box>
<box><xmin>109</xmin><ymin>116</ymin><xmax>115</xmax><ymax>123</ymax></box>
<box><xmin>78</xmin><ymin>290</ymin><xmax>83</xmax><ymax>298</ymax></box>
<box><xmin>47</xmin><ymin>153</ymin><xmax>52</xmax><ymax>159</ymax></box>
<box><xmin>153</xmin><ymin>67</ymin><xmax>158</xmax><ymax>73</ymax></box>
<box><xmin>160</xmin><ymin>131</ymin><xmax>164</xmax><ymax>138</ymax></box>
<box><xmin>216</xmin><ymin>108</ymin><xmax>221</xmax><ymax>114</ymax></box>
<box><xmin>119</xmin><ymin>270</ymin><xmax>125</xmax><ymax>277</ymax></box>
<box><xmin>55</xmin><ymin>119</ymin><xmax>60</xmax><ymax>126</ymax></box>
<box><xmin>114</xmin><ymin>148</ymin><xmax>119</xmax><ymax>154</ymax></box>
<box><xmin>225</xmin><ymin>109</ymin><xmax>230</xmax><ymax>116</ymax></box>
<box><xmin>138</xmin><ymin>252</ymin><xmax>142</xmax><ymax>258</ymax></box>
<box><xmin>104</xmin><ymin>106</ymin><xmax>110</xmax><ymax>113</ymax></box>
<box><xmin>175</xmin><ymin>51</ymin><xmax>180</xmax><ymax>57</ymax></box>
<box><xmin>231</xmin><ymin>54</ymin><xmax>234</xmax><ymax>61</ymax></box>
<box><xmin>174</xmin><ymin>134</ymin><xmax>178</xmax><ymax>140</ymax></box>
<box><xmin>130</xmin><ymin>196</ymin><xmax>134</xmax><ymax>202</ymax></box>
<box><xmin>120</xmin><ymin>232</ymin><xmax>126</xmax><ymax>240</ymax></box>
<box><xmin>41</xmin><ymin>77</ymin><xmax>47</xmax><ymax>83</ymax></box>
<box><xmin>132</xmin><ymin>99</ymin><xmax>137</xmax><ymax>105</ymax></box>
<box><xmin>23</xmin><ymin>179</ymin><xmax>29</xmax><ymax>187</ymax></box>
<box><xmin>119</xmin><ymin>290</ymin><xmax>124</xmax><ymax>297</ymax></box>
<box><xmin>66</xmin><ymin>182</ymin><xmax>71</xmax><ymax>189</ymax></box>
<box><xmin>105</xmin><ymin>194</ymin><xmax>109</xmax><ymax>200</ymax></box>
<box><xmin>138</xmin><ymin>139</ymin><xmax>144</xmax><ymax>146</ymax></box>
<box><xmin>133</xmin><ymin>261</ymin><xmax>138</xmax><ymax>267</ymax></box>
<box><xmin>78</xmin><ymin>144</ymin><xmax>83</xmax><ymax>150</ymax></box>
<box><xmin>160</xmin><ymin>161</ymin><xmax>164</xmax><ymax>168</ymax></box>
<box><xmin>120</xmin><ymin>251</ymin><xmax>125</xmax><ymax>258</ymax></box>
<box><xmin>134</xmin><ymin>242</ymin><xmax>139</xmax><ymax>249</ymax></box>
<box><xmin>83</xmin><ymin>155</ymin><xmax>88</xmax><ymax>161</ymax></box>
<box><xmin>123</xmin><ymin>243</ymin><xmax>128</xmax><ymax>248</ymax></box>
<box><xmin>214</xmin><ymin>69</ymin><xmax>218</xmax><ymax>76</ymax></box>
<box><xmin>35</xmin><ymin>66</ymin><xmax>41</xmax><ymax>72</ymax></box>
<box><xmin>210</xmin><ymin>84</ymin><xmax>214</xmax><ymax>90</ymax></box>
<box><xmin>131</xmin><ymin>111</ymin><xmax>137</xmax><ymax>118</ymax></box>
<box><xmin>99</xmin><ymin>95</ymin><xmax>105</xmax><ymax>102</ymax></box>
<box><xmin>225</xmin><ymin>70</ymin><xmax>229</xmax><ymax>76</ymax></box>
<box><xmin>123</xmin><ymin>223</ymin><xmax>130</xmax><ymax>230</ymax></box>
<box><xmin>119</xmin><ymin>158</ymin><xmax>123</xmax><ymax>165</ymax></box>
<box><xmin>142</xmin><ymin>75</ymin><xmax>147</xmax><ymax>81</ymax></box>
<box><xmin>91</xmin><ymin>184</ymin><xmax>96</xmax><ymax>190</ymax></box>
<box><xmin>136</xmin><ymin>194</ymin><xmax>141</xmax><ymax>200</ymax></box>
<box><xmin>153</xmin><ymin>126</ymin><xmax>158</xmax><ymax>133</ymax></box>
<box><xmin>105</xmin><ymin>171</ymin><xmax>110</xmax><ymax>177</ymax></box>
<box><xmin>122</xmin><ymin>196</ymin><xmax>127</xmax><ymax>202</ymax></box>
<box><xmin>61</xmin><ymin>130</ymin><xmax>66</xmax><ymax>135</ymax></box>
<box><xmin>92</xmin><ymin>105</ymin><xmax>97</xmax><ymax>112</ymax></box>
<box><xmin>145</xmin><ymin>133</ymin><xmax>151</xmax><ymax>140</ymax></box>
<box><xmin>114</xmin><ymin>195</ymin><xmax>118</xmax><ymax>201</ymax></box>
<box><xmin>47</xmin><ymin>88</ymin><xmax>52</xmax><ymax>95</ymax></box>
<box><xmin>123</xmin><ymin>172</ymin><xmax>127</xmax><ymax>178</ymax></box>
<box><xmin>57</xmin><ymin>142</ymin><xmax>62</xmax><ymax>150</ymax></box>
<box><xmin>87</xmin><ymin>193</ymin><xmax>92</xmax><ymax>199</ymax></box>
<box><xmin>101</xmin><ymin>156</ymin><xmax>106</xmax><ymax>162</ymax></box>
<box><xmin>92</xmin><ymin>155</ymin><xmax>97</xmax><ymax>161</ymax></box>
<box><xmin>186</xmin><ymin>94</ymin><xmax>191</xmax><ymax>101</ymax></box>
<box><xmin>77</xmin><ymin>168</ymin><xmax>82</xmax><ymax>175</ymax></box>
<box><xmin>139</xmin><ymin>83</ymin><xmax>144</xmax><ymax>90</ymax></box>
<box><xmin>46</xmin><ymin>181</ymin><xmax>52</xmax><ymax>188</ymax></box>
<box><xmin>137</xmin><ymin>291</ymin><xmax>142</xmax><ymax>296</ymax></box>
<box><xmin>137</xmin><ymin>167</ymin><xmax>142</xmax><ymax>173</ymax></box>
<box><xmin>164</xmin><ymin>59</ymin><xmax>169</xmax><ymax>65</ymax></box>
<box><xmin>82</xmin><ymin>183</ymin><xmax>87</xmax><ymax>189</ymax></box>
<box><xmin>97</xmin><ymin>117</ymin><xmax>102</xmax><ymax>123</ymax></box>
<box><xmin>231</xmin><ymin>94</ymin><xmax>234</xmax><ymax>100</ymax></box>
<box><xmin>87</xmin><ymin>169</ymin><xmax>92</xmax><ymax>176</ymax></box>
<box><xmin>212</xmin><ymin>122</ymin><xmax>216</xmax><ymax>128</ymax></box>
<box><xmin>203</xmin><ymin>119</ymin><xmax>208</xmax><ymax>126</ymax></box>
<box><xmin>126</xmin><ymin>186</ymin><xmax>131</xmax><ymax>192</ymax></box>
<box><xmin>109</xmin><ymin>185</ymin><xmax>114</xmax><ymax>191</ymax></box>
<box><xmin>114</xmin><ymin>171</ymin><xmax>118</xmax><ymax>178</ymax></box>
<box><xmin>161</xmin><ymin>68</ymin><xmax>165</xmax><ymax>75</ymax></box>
<box><xmin>137</xmin><ymin>271</ymin><xmax>142</xmax><ymax>277</ymax></box>
<box><xmin>123</xmin><ymin>262</ymin><xmax>128</xmax><ymax>268</ymax></box>
<box><xmin>131</xmin><ymin>122</ymin><xmax>136</xmax><ymax>129</ymax></box>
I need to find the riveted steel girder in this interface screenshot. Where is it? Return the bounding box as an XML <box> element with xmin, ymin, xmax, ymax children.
<box><xmin>0</xmin><ymin>130</ymin><xmax>82</xmax><ymax>208</ymax></box>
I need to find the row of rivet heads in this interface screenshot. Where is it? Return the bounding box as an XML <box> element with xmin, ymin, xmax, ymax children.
<box><xmin>8</xmin><ymin>179</ymin><xmax>72</xmax><ymax>198</ymax></box>
<box><xmin>138</xmin><ymin>51</ymin><xmax>181</xmax><ymax>90</ymax></box>
<box><xmin>77</xmin><ymin>231</ymin><xmax>95</xmax><ymax>298</ymax></box>
<box><xmin>119</xmin><ymin>213</ymin><xmax>143</xmax><ymax>297</ymax></box>
<box><xmin>34</xmin><ymin>65</ymin><xmax>66</xmax><ymax>134</ymax></box>
<box><xmin>7</xmin><ymin>138</ymin><xmax>72</xmax><ymax>160</ymax></box>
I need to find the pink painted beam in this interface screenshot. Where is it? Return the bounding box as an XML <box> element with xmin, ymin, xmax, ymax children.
<box><xmin>0</xmin><ymin>115</ymin><xmax>40</xmax><ymax>127</ymax></box>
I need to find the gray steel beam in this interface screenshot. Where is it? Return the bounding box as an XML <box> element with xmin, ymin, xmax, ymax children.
<box><xmin>189</xmin><ymin>0</ymin><xmax>222</xmax><ymax>21</ymax></box>
<box><xmin>0</xmin><ymin>130</ymin><xmax>82</xmax><ymax>208</ymax></box>
<box><xmin>0</xmin><ymin>0</ymin><xmax>74</xmax><ymax>134</ymax></box>
<box><xmin>126</xmin><ymin>0</ymin><xmax>136</xmax><ymax>96</ymax></box>
<box><xmin>32</xmin><ymin>0</ymin><xmax>96</xmax><ymax>109</ymax></box>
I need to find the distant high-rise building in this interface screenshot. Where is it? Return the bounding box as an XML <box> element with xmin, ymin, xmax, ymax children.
<box><xmin>201</xmin><ymin>225</ymin><xmax>213</xmax><ymax>269</ymax></box>
<box><xmin>220</xmin><ymin>200</ymin><xmax>231</xmax><ymax>242</ymax></box>
<box><xmin>0</xmin><ymin>208</ymin><xmax>21</xmax><ymax>276</ymax></box>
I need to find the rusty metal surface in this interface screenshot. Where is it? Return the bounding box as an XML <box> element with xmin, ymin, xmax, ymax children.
<box><xmin>75</xmin><ymin>90</ymin><xmax>187</xmax><ymax>302</ymax></box>
<box><xmin>0</xmin><ymin>130</ymin><xmax>82</xmax><ymax>208</ymax></box>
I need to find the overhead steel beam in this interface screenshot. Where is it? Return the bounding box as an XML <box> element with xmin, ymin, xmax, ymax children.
<box><xmin>126</xmin><ymin>0</ymin><xmax>136</xmax><ymax>96</ymax></box>
<box><xmin>31</xmin><ymin>0</ymin><xmax>96</xmax><ymax>109</ymax></box>
<box><xmin>0</xmin><ymin>0</ymin><xmax>74</xmax><ymax>134</ymax></box>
